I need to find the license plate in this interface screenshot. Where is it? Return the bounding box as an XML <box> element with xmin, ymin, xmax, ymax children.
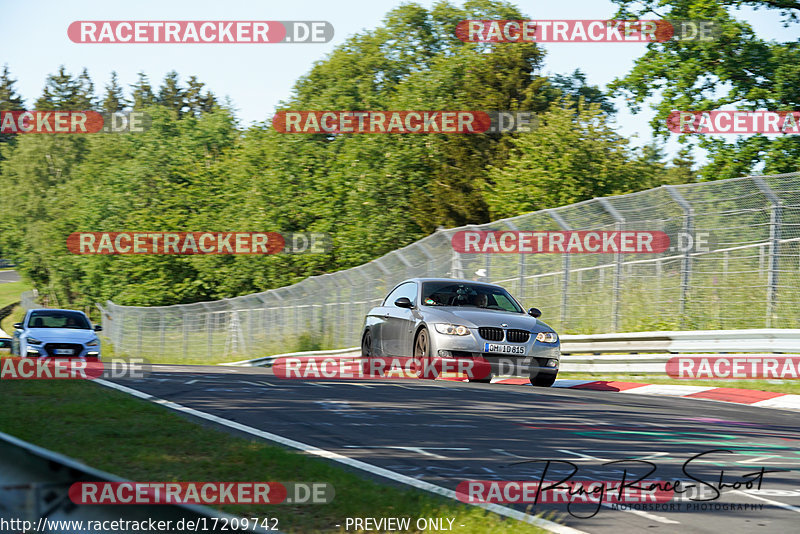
<box><xmin>53</xmin><ymin>348</ymin><xmax>74</xmax><ymax>355</ymax></box>
<box><xmin>484</xmin><ymin>343</ymin><xmax>525</xmax><ymax>355</ymax></box>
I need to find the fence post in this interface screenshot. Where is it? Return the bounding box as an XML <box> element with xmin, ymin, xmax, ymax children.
<box><xmin>158</xmin><ymin>309</ymin><xmax>166</xmax><ymax>358</ymax></box>
<box><xmin>547</xmin><ymin>210</ymin><xmax>572</xmax><ymax>330</ymax></box>
<box><xmin>597</xmin><ymin>198</ymin><xmax>625</xmax><ymax>332</ymax></box>
<box><xmin>416</xmin><ymin>241</ymin><xmax>436</xmax><ymax>277</ymax></box>
<box><xmin>354</xmin><ymin>268</ymin><xmax>373</xmax><ymax>347</ymax></box>
<box><xmin>504</xmin><ymin>221</ymin><xmax>525</xmax><ymax>296</ymax></box>
<box><xmin>752</xmin><ymin>177</ymin><xmax>782</xmax><ymax>327</ymax></box>
<box><xmin>392</xmin><ymin>250</ymin><xmax>414</xmax><ymax>281</ymax></box>
<box><xmin>665</xmin><ymin>186</ymin><xmax>694</xmax><ymax>328</ymax></box>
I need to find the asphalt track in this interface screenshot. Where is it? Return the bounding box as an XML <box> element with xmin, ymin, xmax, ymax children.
<box><xmin>0</xmin><ymin>270</ymin><xmax>20</xmax><ymax>283</ymax></box>
<box><xmin>109</xmin><ymin>364</ymin><xmax>800</xmax><ymax>533</ymax></box>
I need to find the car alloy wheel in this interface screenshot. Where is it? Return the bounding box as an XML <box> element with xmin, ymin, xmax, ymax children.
<box><xmin>413</xmin><ymin>327</ymin><xmax>435</xmax><ymax>379</ymax></box>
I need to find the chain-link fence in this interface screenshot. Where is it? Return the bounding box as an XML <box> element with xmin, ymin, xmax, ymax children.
<box><xmin>92</xmin><ymin>172</ymin><xmax>800</xmax><ymax>362</ymax></box>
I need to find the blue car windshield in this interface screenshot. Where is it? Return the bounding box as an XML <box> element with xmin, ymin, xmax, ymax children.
<box><xmin>421</xmin><ymin>282</ymin><xmax>523</xmax><ymax>313</ymax></box>
<box><xmin>28</xmin><ymin>311</ymin><xmax>91</xmax><ymax>329</ymax></box>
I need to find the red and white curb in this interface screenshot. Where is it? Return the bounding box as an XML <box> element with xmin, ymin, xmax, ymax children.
<box><xmin>489</xmin><ymin>377</ymin><xmax>800</xmax><ymax>412</ymax></box>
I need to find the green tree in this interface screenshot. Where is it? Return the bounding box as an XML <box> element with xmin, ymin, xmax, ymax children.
<box><xmin>158</xmin><ymin>71</ymin><xmax>186</xmax><ymax>114</ymax></box>
<box><xmin>485</xmin><ymin>102</ymin><xmax>657</xmax><ymax>218</ymax></box>
<box><xmin>130</xmin><ymin>72</ymin><xmax>156</xmax><ymax>108</ymax></box>
<box><xmin>610</xmin><ymin>0</ymin><xmax>800</xmax><ymax>178</ymax></box>
<box><xmin>35</xmin><ymin>66</ymin><xmax>95</xmax><ymax>110</ymax></box>
<box><xmin>102</xmin><ymin>71</ymin><xmax>128</xmax><ymax>112</ymax></box>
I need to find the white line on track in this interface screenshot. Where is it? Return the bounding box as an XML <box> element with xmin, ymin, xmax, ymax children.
<box><xmin>733</xmin><ymin>490</ymin><xmax>800</xmax><ymax>513</ymax></box>
<box><xmin>557</xmin><ymin>449</ymin><xmax>609</xmax><ymax>462</ymax></box>
<box><xmin>240</xmin><ymin>381</ymin><xmax>268</xmax><ymax>387</ymax></box>
<box><xmin>94</xmin><ymin>379</ymin><xmax>588</xmax><ymax>534</ymax></box>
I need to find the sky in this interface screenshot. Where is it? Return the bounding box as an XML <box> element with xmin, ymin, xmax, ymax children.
<box><xmin>0</xmin><ymin>0</ymin><xmax>796</xmax><ymax>164</ymax></box>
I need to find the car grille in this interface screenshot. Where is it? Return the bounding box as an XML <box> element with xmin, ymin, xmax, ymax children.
<box><xmin>478</xmin><ymin>327</ymin><xmax>504</xmax><ymax>341</ymax></box>
<box><xmin>506</xmin><ymin>329</ymin><xmax>531</xmax><ymax>343</ymax></box>
<box><xmin>43</xmin><ymin>343</ymin><xmax>84</xmax><ymax>357</ymax></box>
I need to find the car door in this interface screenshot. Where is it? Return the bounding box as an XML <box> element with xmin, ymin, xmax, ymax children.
<box><xmin>382</xmin><ymin>282</ymin><xmax>418</xmax><ymax>357</ymax></box>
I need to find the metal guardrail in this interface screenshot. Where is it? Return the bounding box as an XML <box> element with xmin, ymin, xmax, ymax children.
<box><xmin>559</xmin><ymin>328</ymin><xmax>800</xmax><ymax>354</ymax></box>
<box><xmin>224</xmin><ymin>329</ymin><xmax>800</xmax><ymax>373</ymax></box>
<box><xmin>0</xmin><ymin>431</ymin><xmax>277</xmax><ymax>534</ymax></box>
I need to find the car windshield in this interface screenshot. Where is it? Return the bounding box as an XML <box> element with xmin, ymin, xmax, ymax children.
<box><xmin>28</xmin><ymin>311</ymin><xmax>91</xmax><ymax>329</ymax></box>
<box><xmin>420</xmin><ymin>282</ymin><xmax>523</xmax><ymax>313</ymax></box>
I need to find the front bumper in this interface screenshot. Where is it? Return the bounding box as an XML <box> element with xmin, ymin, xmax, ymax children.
<box><xmin>429</xmin><ymin>328</ymin><xmax>559</xmax><ymax>377</ymax></box>
<box><xmin>24</xmin><ymin>343</ymin><xmax>100</xmax><ymax>360</ymax></box>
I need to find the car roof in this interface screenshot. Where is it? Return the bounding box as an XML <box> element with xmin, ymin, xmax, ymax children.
<box><xmin>402</xmin><ymin>277</ymin><xmax>504</xmax><ymax>287</ymax></box>
<box><xmin>28</xmin><ymin>308</ymin><xmax>88</xmax><ymax>315</ymax></box>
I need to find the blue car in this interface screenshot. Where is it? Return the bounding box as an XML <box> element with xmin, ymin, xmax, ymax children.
<box><xmin>11</xmin><ymin>309</ymin><xmax>102</xmax><ymax>360</ymax></box>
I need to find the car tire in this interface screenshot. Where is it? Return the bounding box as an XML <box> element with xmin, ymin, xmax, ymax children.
<box><xmin>412</xmin><ymin>327</ymin><xmax>434</xmax><ymax>379</ymax></box>
<box><xmin>360</xmin><ymin>330</ymin><xmax>373</xmax><ymax>376</ymax></box>
<box><xmin>468</xmin><ymin>377</ymin><xmax>493</xmax><ymax>383</ymax></box>
<box><xmin>530</xmin><ymin>371</ymin><xmax>557</xmax><ymax>387</ymax></box>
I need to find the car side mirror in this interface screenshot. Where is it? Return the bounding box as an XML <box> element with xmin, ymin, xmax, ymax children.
<box><xmin>527</xmin><ymin>307</ymin><xmax>542</xmax><ymax>318</ymax></box>
<box><xmin>394</xmin><ymin>297</ymin><xmax>413</xmax><ymax>309</ymax></box>
<box><xmin>94</xmin><ymin>325</ymin><xmax>103</xmax><ymax>332</ymax></box>
<box><xmin>13</xmin><ymin>323</ymin><xmax>22</xmax><ymax>330</ymax></box>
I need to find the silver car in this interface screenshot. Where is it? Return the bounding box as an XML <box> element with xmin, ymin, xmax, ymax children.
<box><xmin>361</xmin><ymin>278</ymin><xmax>560</xmax><ymax>386</ymax></box>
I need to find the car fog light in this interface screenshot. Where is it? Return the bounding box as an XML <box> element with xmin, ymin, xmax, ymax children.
<box><xmin>547</xmin><ymin>359</ymin><xmax>559</xmax><ymax>367</ymax></box>
<box><xmin>438</xmin><ymin>350</ymin><xmax>453</xmax><ymax>357</ymax></box>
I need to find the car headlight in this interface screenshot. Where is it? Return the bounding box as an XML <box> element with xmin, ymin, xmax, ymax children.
<box><xmin>434</xmin><ymin>324</ymin><xmax>471</xmax><ymax>336</ymax></box>
<box><xmin>27</xmin><ymin>337</ymin><xmax>43</xmax><ymax>345</ymax></box>
<box><xmin>86</xmin><ymin>339</ymin><xmax>99</xmax><ymax>346</ymax></box>
<box><xmin>536</xmin><ymin>332</ymin><xmax>558</xmax><ymax>343</ymax></box>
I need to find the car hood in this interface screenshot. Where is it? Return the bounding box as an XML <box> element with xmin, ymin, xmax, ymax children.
<box><xmin>25</xmin><ymin>328</ymin><xmax>97</xmax><ymax>342</ymax></box>
<box><xmin>424</xmin><ymin>307</ymin><xmax>555</xmax><ymax>332</ymax></box>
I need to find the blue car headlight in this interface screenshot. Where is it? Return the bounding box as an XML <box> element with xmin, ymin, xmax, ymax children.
<box><xmin>86</xmin><ymin>339</ymin><xmax>100</xmax><ymax>346</ymax></box>
<box><xmin>536</xmin><ymin>332</ymin><xmax>558</xmax><ymax>343</ymax></box>
<box><xmin>434</xmin><ymin>324</ymin><xmax>471</xmax><ymax>336</ymax></box>
<box><xmin>27</xmin><ymin>337</ymin><xmax>44</xmax><ymax>345</ymax></box>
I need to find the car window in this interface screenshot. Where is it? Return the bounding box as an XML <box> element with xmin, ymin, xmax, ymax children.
<box><xmin>28</xmin><ymin>311</ymin><xmax>91</xmax><ymax>329</ymax></box>
<box><xmin>421</xmin><ymin>282</ymin><xmax>523</xmax><ymax>313</ymax></box>
<box><xmin>382</xmin><ymin>282</ymin><xmax>417</xmax><ymax>307</ymax></box>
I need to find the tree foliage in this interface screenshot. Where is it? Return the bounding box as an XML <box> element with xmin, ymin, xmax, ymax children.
<box><xmin>0</xmin><ymin>1</ymin><xmax>694</xmax><ymax>310</ymax></box>
<box><xmin>610</xmin><ymin>0</ymin><xmax>800</xmax><ymax>178</ymax></box>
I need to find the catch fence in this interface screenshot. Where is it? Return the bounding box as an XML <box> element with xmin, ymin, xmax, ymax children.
<box><xmin>76</xmin><ymin>172</ymin><xmax>800</xmax><ymax>361</ymax></box>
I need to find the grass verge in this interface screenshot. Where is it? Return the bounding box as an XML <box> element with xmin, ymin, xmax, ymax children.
<box><xmin>0</xmin><ymin>279</ymin><xmax>29</xmax><ymax>307</ymax></box>
<box><xmin>559</xmin><ymin>372</ymin><xmax>800</xmax><ymax>395</ymax></box>
<box><xmin>0</xmin><ymin>379</ymin><xmax>550</xmax><ymax>534</ymax></box>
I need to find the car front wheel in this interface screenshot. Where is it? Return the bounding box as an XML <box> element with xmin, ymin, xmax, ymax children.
<box><xmin>360</xmin><ymin>330</ymin><xmax>373</xmax><ymax>376</ymax></box>
<box><xmin>412</xmin><ymin>327</ymin><xmax>434</xmax><ymax>379</ymax></box>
